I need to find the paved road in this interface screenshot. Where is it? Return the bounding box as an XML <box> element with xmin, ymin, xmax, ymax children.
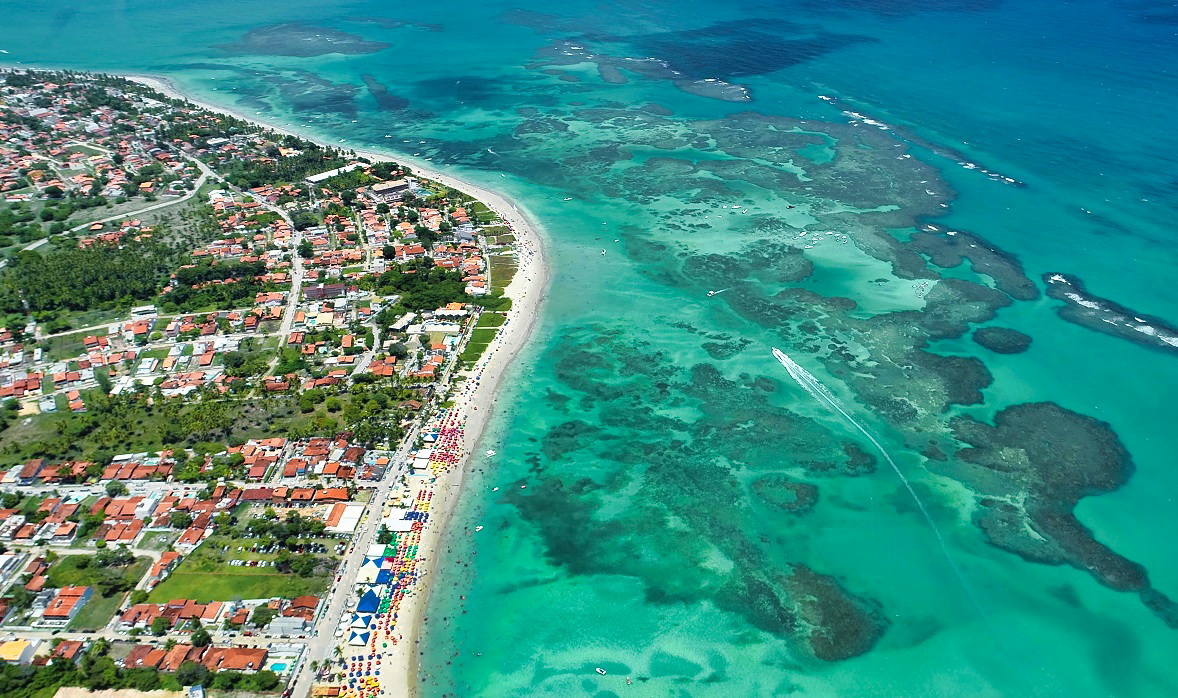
<box><xmin>62</xmin><ymin>163</ymin><xmax>211</xmax><ymax>235</ymax></box>
<box><xmin>286</xmin><ymin>422</ymin><xmax>423</xmax><ymax>698</ymax></box>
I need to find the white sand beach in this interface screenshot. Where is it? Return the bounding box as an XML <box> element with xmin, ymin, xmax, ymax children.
<box><xmin>124</xmin><ymin>74</ymin><xmax>550</xmax><ymax>696</ymax></box>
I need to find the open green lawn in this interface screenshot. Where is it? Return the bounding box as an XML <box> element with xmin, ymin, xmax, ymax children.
<box><xmin>147</xmin><ymin>571</ymin><xmax>328</xmax><ymax>603</ymax></box>
<box><xmin>67</xmin><ymin>591</ymin><xmax>124</xmax><ymax>631</ymax></box>
<box><xmin>137</xmin><ymin>530</ymin><xmax>179</xmax><ymax>551</ymax></box>
<box><xmin>45</xmin><ymin>330</ymin><xmax>93</xmax><ymax>362</ymax></box>
<box><xmin>475</xmin><ymin>312</ymin><xmax>506</xmax><ymax>328</ymax></box>
<box><xmin>459</xmin><ymin>327</ymin><xmax>499</xmax><ymax>365</ymax></box>
<box><xmin>489</xmin><ymin>254</ymin><xmax>518</xmax><ymax>294</ymax></box>
<box><xmin>147</xmin><ymin>535</ymin><xmax>336</xmax><ymax>602</ymax></box>
<box><xmin>469</xmin><ymin>201</ymin><xmax>500</xmax><ymax>223</ymax></box>
<box><xmin>47</xmin><ymin>554</ymin><xmax>152</xmax><ymax>588</ymax></box>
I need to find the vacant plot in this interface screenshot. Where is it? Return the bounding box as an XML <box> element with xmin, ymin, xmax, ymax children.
<box><xmin>475</xmin><ymin>312</ymin><xmax>506</xmax><ymax>328</ymax></box>
<box><xmin>45</xmin><ymin>330</ymin><xmax>93</xmax><ymax>362</ymax></box>
<box><xmin>460</xmin><ymin>327</ymin><xmax>499</xmax><ymax>365</ymax></box>
<box><xmin>147</xmin><ymin>571</ymin><xmax>328</xmax><ymax>603</ymax></box>
<box><xmin>490</xmin><ymin>254</ymin><xmax>518</xmax><ymax>294</ymax></box>
<box><xmin>469</xmin><ymin>201</ymin><xmax>500</xmax><ymax>223</ymax></box>
<box><xmin>47</xmin><ymin>554</ymin><xmax>151</xmax><ymax>589</ymax></box>
<box><xmin>147</xmin><ymin>534</ymin><xmax>335</xmax><ymax>602</ymax></box>
<box><xmin>137</xmin><ymin>530</ymin><xmax>179</xmax><ymax>551</ymax></box>
<box><xmin>68</xmin><ymin>591</ymin><xmax>124</xmax><ymax>631</ymax></box>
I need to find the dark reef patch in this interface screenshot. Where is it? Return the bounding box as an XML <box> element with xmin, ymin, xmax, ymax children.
<box><xmin>910</xmin><ymin>227</ymin><xmax>1039</xmax><ymax>300</ymax></box>
<box><xmin>973</xmin><ymin>327</ymin><xmax>1032</xmax><ymax>354</ymax></box>
<box><xmin>1044</xmin><ymin>272</ymin><xmax>1178</xmax><ymax>356</ymax></box>
<box><xmin>360</xmin><ymin>74</ymin><xmax>409</xmax><ymax>111</ymax></box>
<box><xmin>751</xmin><ymin>475</ymin><xmax>818</xmax><ymax>513</ymax></box>
<box><xmin>702</xmin><ymin>338</ymin><xmax>752</xmax><ymax>360</ymax></box>
<box><xmin>502</xmin><ymin>328</ymin><xmax>890</xmax><ymax>657</ymax></box>
<box><xmin>217</xmin><ymin>23</ymin><xmax>390</xmax><ymax>57</ymax></box>
<box><xmin>615</xmin><ymin>20</ymin><xmax>877</xmax><ymax>81</ymax></box>
<box><xmin>785</xmin><ymin>564</ymin><xmax>888</xmax><ymax>660</ymax></box>
<box><xmin>950</xmin><ymin>402</ymin><xmax>1178</xmax><ymax>626</ymax></box>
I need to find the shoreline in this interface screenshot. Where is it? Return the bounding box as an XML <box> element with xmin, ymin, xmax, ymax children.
<box><xmin>123</xmin><ymin>73</ymin><xmax>551</xmax><ymax>695</ymax></box>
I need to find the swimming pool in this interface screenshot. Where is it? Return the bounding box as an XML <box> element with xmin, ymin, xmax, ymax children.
<box><xmin>269</xmin><ymin>663</ymin><xmax>287</xmax><ymax>672</ymax></box>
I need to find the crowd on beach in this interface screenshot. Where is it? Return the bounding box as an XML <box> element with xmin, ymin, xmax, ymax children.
<box><xmin>327</xmin><ymin>212</ymin><xmax>544</xmax><ymax>696</ymax></box>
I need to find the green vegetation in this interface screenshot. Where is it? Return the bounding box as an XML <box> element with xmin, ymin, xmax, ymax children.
<box><xmin>148</xmin><ymin>567</ymin><xmax>329</xmax><ymax>604</ymax></box>
<box><xmin>158</xmin><ymin>259</ymin><xmax>276</xmax><ymax>313</ymax></box>
<box><xmin>46</xmin><ymin>551</ymin><xmax>150</xmax><ymax>594</ymax></box>
<box><xmin>0</xmin><ymin>240</ymin><xmax>174</xmax><ymax>315</ymax></box>
<box><xmin>67</xmin><ymin>591</ymin><xmax>124</xmax><ymax>632</ymax></box>
<box><xmin>460</xmin><ymin>327</ymin><xmax>499</xmax><ymax>365</ymax></box>
<box><xmin>489</xmin><ymin>254</ymin><xmax>518</xmax><ymax>294</ymax></box>
<box><xmin>0</xmin><ymin>391</ymin><xmax>302</xmax><ymax>465</ymax></box>
<box><xmin>148</xmin><ymin>513</ymin><xmax>337</xmax><ymax>602</ymax></box>
<box><xmin>475</xmin><ymin>312</ymin><xmax>507</xmax><ymax>328</ymax></box>
<box><xmin>469</xmin><ymin>201</ymin><xmax>500</xmax><ymax>223</ymax></box>
<box><xmin>0</xmin><ymin>634</ymin><xmax>280</xmax><ymax>695</ymax></box>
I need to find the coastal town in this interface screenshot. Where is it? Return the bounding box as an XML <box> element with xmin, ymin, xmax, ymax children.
<box><xmin>0</xmin><ymin>69</ymin><xmax>543</xmax><ymax>698</ymax></box>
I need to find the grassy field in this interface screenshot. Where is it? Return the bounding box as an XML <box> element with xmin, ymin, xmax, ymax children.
<box><xmin>45</xmin><ymin>330</ymin><xmax>93</xmax><ymax>362</ymax></box>
<box><xmin>46</xmin><ymin>554</ymin><xmax>152</xmax><ymax>588</ymax></box>
<box><xmin>469</xmin><ymin>202</ymin><xmax>500</xmax><ymax>224</ymax></box>
<box><xmin>148</xmin><ymin>572</ymin><xmax>328</xmax><ymax>603</ymax></box>
<box><xmin>489</xmin><ymin>254</ymin><xmax>519</xmax><ymax>294</ymax></box>
<box><xmin>67</xmin><ymin>591</ymin><xmax>124</xmax><ymax>631</ymax></box>
<box><xmin>147</xmin><ymin>535</ymin><xmax>335</xmax><ymax>602</ymax></box>
<box><xmin>137</xmin><ymin>530</ymin><xmax>179</xmax><ymax>551</ymax></box>
<box><xmin>459</xmin><ymin>327</ymin><xmax>499</xmax><ymax>365</ymax></box>
<box><xmin>475</xmin><ymin>313</ymin><xmax>507</xmax><ymax>328</ymax></box>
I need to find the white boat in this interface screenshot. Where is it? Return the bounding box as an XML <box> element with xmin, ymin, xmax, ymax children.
<box><xmin>485</xmin><ymin>450</ymin><xmax>497</xmax><ymax>456</ymax></box>
<box><xmin>595</xmin><ymin>668</ymin><xmax>607</xmax><ymax>675</ymax></box>
<box><xmin>475</xmin><ymin>526</ymin><xmax>483</xmax><ymax>532</ymax></box>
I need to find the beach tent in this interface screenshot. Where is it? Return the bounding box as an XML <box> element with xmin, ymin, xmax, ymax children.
<box><xmin>366</xmin><ymin>544</ymin><xmax>386</xmax><ymax>558</ymax></box>
<box><xmin>347</xmin><ymin>630</ymin><xmax>371</xmax><ymax>646</ymax></box>
<box><xmin>355</xmin><ymin>567</ymin><xmax>379</xmax><ymax>585</ymax></box>
<box><xmin>357</xmin><ymin>589</ymin><xmax>381</xmax><ymax>614</ymax></box>
<box><xmin>350</xmin><ymin>613</ymin><xmax>373</xmax><ymax>629</ymax></box>
<box><xmin>383</xmin><ymin>508</ymin><xmax>416</xmax><ymax>532</ymax></box>
<box><xmin>375</xmin><ymin>569</ymin><xmax>393</xmax><ymax>585</ymax></box>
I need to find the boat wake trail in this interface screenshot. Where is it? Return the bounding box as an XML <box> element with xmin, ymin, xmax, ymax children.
<box><xmin>772</xmin><ymin>348</ymin><xmax>990</xmax><ymax>621</ymax></box>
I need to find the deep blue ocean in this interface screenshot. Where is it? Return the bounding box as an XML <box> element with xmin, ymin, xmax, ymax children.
<box><xmin>3</xmin><ymin>0</ymin><xmax>1177</xmax><ymax>694</ymax></box>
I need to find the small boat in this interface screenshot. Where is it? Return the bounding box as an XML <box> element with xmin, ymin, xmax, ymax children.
<box><xmin>385</xmin><ymin>135</ymin><xmax>392</xmax><ymax>138</ymax></box>
<box><xmin>595</xmin><ymin>668</ymin><xmax>607</xmax><ymax>675</ymax></box>
<box><xmin>492</xmin><ymin>487</ymin><xmax>499</xmax><ymax>492</ymax></box>
<box><xmin>706</xmin><ymin>288</ymin><xmax>729</xmax><ymax>297</ymax></box>
<box><xmin>475</xmin><ymin>526</ymin><xmax>483</xmax><ymax>532</ymax></box>
<box><xmin>485</xmin><ymin>450</ymin><xmax>497</xmax><ymax>456</ymax></box>
<box><xmin>563</xmin><ymin>197</ymin><xmax>572</xmax><ymax>201</ymax></box>
<box><xmin>601</xmin><ymin>249</ymin><xmax>606</xmax><ymax>255</ymax></box>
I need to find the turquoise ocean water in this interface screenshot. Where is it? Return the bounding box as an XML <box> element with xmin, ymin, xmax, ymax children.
<box><xmin>3</xmin><ymin>0</ymin><xmax>1178</xmax><ymax>694</ymax></box>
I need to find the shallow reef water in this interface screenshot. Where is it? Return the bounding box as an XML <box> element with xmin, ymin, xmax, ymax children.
<box><xmin>5</xmin><ymin>0</ymin><xmax>1177</xmax><ymax>693</ymax></box>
